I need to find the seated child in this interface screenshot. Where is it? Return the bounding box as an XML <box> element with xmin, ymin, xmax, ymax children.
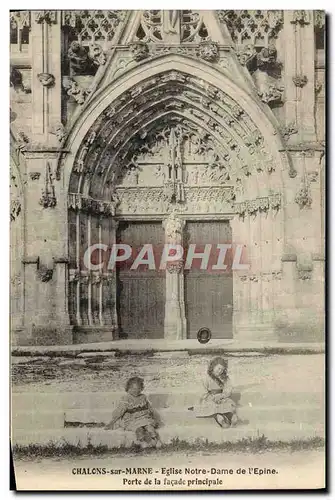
<box><xmin>105</xmin><ymin>376</ymin><xmax>161</xmax><ymax>448</ymax></box>
<box><xmin>189</xmin><ymin>357</ymin><xmax>238</xmax><ymax>428</ymax></box>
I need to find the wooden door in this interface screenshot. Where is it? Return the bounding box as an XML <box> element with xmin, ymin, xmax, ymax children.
<box><xmin>116</xmin><ymin>221</ymin><xmax>165</xmax><ymax>339</ymax></box>
<box><xmin>184</xmin><ymin>221</ymin><xmax>233</xmax><ymax>339</ymax></box>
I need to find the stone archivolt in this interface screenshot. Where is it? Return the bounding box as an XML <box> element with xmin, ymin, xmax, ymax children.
<box><xmin>69</xmin><ymin>70</ymin><xmax>278</xmax><ymax>216</ymax></box>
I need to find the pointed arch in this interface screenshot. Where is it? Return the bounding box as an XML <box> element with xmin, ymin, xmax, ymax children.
<box><xmin>62</xmin><ymin>53</ymin><xmax>292</xmax><ymax>338</ymax></box>
<box><xmin>60</xmin><ymin>54</ymin><xmax>291</xmax><ymax>194</ymax></box>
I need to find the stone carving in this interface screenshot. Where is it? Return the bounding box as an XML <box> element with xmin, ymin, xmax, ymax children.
<box><xmin>37</xmin><ymin>266</ymin><xmax>53</xmax><ymax>283</ymax></box>
<box><xmin>89</xmin><ymin>43</ymin><xmax>107</xmax><ymax>67</ymax></box>
<box><xmin>243</xmin><ymin>271</ymin><xmax>283</xmax><ymax>282</ymax></box>
<box><xmin>62</xmin><ymin>10</ymin><xmax>126</xmax><ymax>44</ymax></box>
<box><xmin>219</xmin><ymin>10</ymin><xmax>283</xmax><ymax>46</ymax></box>
<box><xmin>62</xmin><ymin>77</ymin><xmax>90</xmax><ymax>105</ymax></box>
<box><xmin>308</xmin><ymin>171</ymin><xmax>318</xmax><ymax>183</ymax></box>
<box><xmin>10</xmin><ymin>274</ymin><xmax>22</xmax><ymax>286</ymax></box>
<box><xmin>68</xmin><ymin>42</ymin><xmax>92</xmax><ymax>75</ymax></box>
<box><xmin>292</xmin><ymin>75</ymin><xmax>308</xmax><ymax>88</ymax></box>
<box><xmin>291</xmin><ymin>10</ymin><xmax>311</xmax><ymax>26</ymax></box>
<box><xmin>91</xmin><ymin>273</ymin><xmax>103</xmax><ymax>285</ymax></box>
<box><xmin>236</xmin><ymin>45</ymin><xmax>256</xmax><ymax>66</ymax></box>
<box><xmin>115</xmin><ymin>185</ymin><xmax>235</xmax><ymax>215</ymax></box>
<box><xmin>279</xmin><ymin>123</ymin><xmax>298</xmax><ymax>141</ymax></box>
<box><xmin>249</xmin><ymin>275</ymin><xmax>259</xmax><ymax>282</ymax></box>
<box><xmin>258</xmin><ymin>84</ymin><xmax>284</xmax><ymax>106</ymax></box>
<box><xmin>29</xmin><ymin>172</ymin><xmax>41</xmax><ymax>181</ymax></box>
<box><xmin>10</xmin><ymin>67</ymin><xmax>31</xmax><ymax>94</ymax></box>
<box><xmin>68</xmin><ymin>193</ymin><xmax>119</xmax><ymax>216</ymax></box>
<box><xmin>297</xmin><ymin>269</ymin><xmax>312</xmax><ymax>280</ymax></box>
<box><xmin>129</xmin><ymin>41</ymin><xmax>149</xmax><ymax>61</ymax></box>
<box><xmin>71</xmin><ymin>70</ymin><xmax>287</xmax><ymax>197</ymax></box>
<box><xmin>181</xmin><ymin>11</ymin><xmax>209</xmax><ymax>42</ymax></box>
<box><xmin>134</xmin><ymin>10</ymin><xmax>211</xmax><ymax>44</ymax></box>
<box><xmin>295</xmin><ymin>173</ymin><xmax>312</xmax><ymax>209</ymax></box>
<box><xmin>69</xmin><ymin>270</ymin><xmax>80</xmax><ymax>283</ymax></box>
<box><xmin>163</xmin><ymin>181</ymin><xmax>185</xmax><ymax>204</ymax></box>
<box><xmin>37</xmin><ymin>73</ymin><xmax>55</xmax><ymax>88</ymax></box>
<box><xmin>269</xmin><ymin>193</ymin><xmax>282</xmax><ymax>211</ymax></box>
<box><xmin>16</xmin><ymin>132</ymin><xmax>30</xmax><ymax>151</ymax></box>
<box><xmin>163</xmin><ymin>212</ymin><xmax>185</xmax><ymax>245</ymax></box>
<box><xmin>315</xmin><ymin>81</ymin><xmax>323</xmax><ymax>94</ymax></box>
<box><xmin>314</xmin><ymin>10</ymin><xmax>325</xmax><ymax>30</ymax></box>
<box><xmin>163</xmin><ymin>10</ymin><xmax>179</xmax><ymax>34</ymax></box>
<box><xmin>35</xmin><ymin>10</ymin><xmax>57</xmax><ymax>24</ymax></box>
<box><xmin>52</xmin><ymin>123</ymin><xmax>67</xmax><ymax>143</ymax></box>
<box><xmin>67</xmin><ymin>41</ymin><xmax>106</xmax><ymax>76</ymax></box>
<box><xmin>135</xmin><ymin>11</ymin><xmax>163</xmax><ymax>42</ymax></box>
<box><xmin>167</xmin><ymin>261</ymin><xmax>184</xmax><ymax>274</ymax></box>
<box><xmin>39</xmin><ymin>163</ymin><xmax>57</xmax><ymax>209</ymax></box>
<box><xmin>10</xmin><ymin>199</ymin><xmax>21</xmax><ymax>222</ymax></box>
<box><xmin>235</xmin><ymin>193</ymin><xmax>281</xmax><ymax>218</ymax></box>
<box><xmin>196</xmin><ymin>41</ymin><xmax>219</xmax><ymax>62</ymax></box>
<box><xmin>10</xmin><ymin>10</ymin><xmax>31</xmax><ymax>32</ymax></box>
<box><xmin>255</xmin><ymin>45</ymin><xmax>282</xmax><ymax>75</ymax></box>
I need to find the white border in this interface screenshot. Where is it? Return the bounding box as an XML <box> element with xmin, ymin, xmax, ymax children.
<box><xmin>3</xmin><ymin>2</ymin><xmax>332</xmax><ymax>498</ymax></box>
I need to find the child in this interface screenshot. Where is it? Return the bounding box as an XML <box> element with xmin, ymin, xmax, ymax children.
<box><xmin>189</xmin><ymin>357</ymin><xmax>238</xmax><ymax>428</ymax></box>
<box><xmin>105</xmin><ymin>376</ymin><xmax>161</xmax><ymax>448</ymax></box>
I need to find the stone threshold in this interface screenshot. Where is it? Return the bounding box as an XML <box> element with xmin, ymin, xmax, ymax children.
<box><xmin>11</xmin><ymin>339</ymin><xmax>325</xmax><ymax>357</ymax></box>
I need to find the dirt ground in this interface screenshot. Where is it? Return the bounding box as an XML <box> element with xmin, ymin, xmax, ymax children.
<box><xmin>12</xmin><ymin>353</ymin><xmax>324</xmax><ymax>395</ymax></box>
<box><xmin>14</xmin><ymin>448</ymin><xmax>325</xmax><ymax>491</ymax></box>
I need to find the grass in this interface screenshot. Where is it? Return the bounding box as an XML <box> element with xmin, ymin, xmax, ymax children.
<box><xmin>12</xmin><ymin>435</ymin><xmax>325</xmax><ymax>459</ymax></box>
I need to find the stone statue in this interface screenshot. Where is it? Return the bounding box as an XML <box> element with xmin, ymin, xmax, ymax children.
<box><xmin>163</xmin><ymin>10</ymin><xmax>179</xmax><ymax>34</ymax></box>
<box><xmin>163</xmin><ymin>211</ymin><xmax>185</xmax><ymax>244</ymax></box>
<box><xmin>68</xmin><ymin>41</ymin><xmax>92</xmax><ymax>75</ymax></box>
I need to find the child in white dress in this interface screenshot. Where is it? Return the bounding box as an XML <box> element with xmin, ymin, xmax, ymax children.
<box><xmin>190</xmin><ymin>357</ymin><xmax>238</xmax><ymax>428</ymax></box>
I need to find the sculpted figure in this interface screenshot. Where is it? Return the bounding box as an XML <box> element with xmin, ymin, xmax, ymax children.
<box><xmin>68</xmin><ymin>41</ymin><xmax>91</xmax><ymax>75</ymax></box>
<box><xmin>89</xmin><ymin>43</ymin><xmax>107</xmax><ymax>67</ymax></box>
<box><xmin>163</xmin><ymin>211</ymin><xmax>185</xmax><ymax>244</ymax></box>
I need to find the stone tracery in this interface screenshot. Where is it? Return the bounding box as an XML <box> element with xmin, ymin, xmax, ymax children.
<box><xmin>69</xmin><ymin>70</ymin><xmax>278</xmax><ymax>216</ymax></box>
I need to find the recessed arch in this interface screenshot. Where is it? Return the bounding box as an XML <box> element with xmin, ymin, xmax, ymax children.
<box><xmin>60</xmin><ymin>54</ymin><xmax>290</xmax><ymax>193</ymax></box>
<box><xmin>64</xmin><ymin>54</ymin><xmax>289</xmax><ymax>338</ymax></box>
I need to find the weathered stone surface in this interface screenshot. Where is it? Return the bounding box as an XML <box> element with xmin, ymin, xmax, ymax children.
<box><xmin>10</xmin><ymin>10</ymin><xmax>325</xmax><ymax>346</ymax></box>
<box><xmin>154</xmin><ymin>351</ymin><xmax>189</xmax><ymax>359</ymax></box>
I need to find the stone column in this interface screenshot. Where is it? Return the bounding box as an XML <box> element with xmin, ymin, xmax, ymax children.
<box><xmin>20</xmin><ymin>256</ymin><xmax>39</xmax><ymax>345</ymax></box>
<box><xmin>20</xmin><ymin>151</ymin><xmax>70</xmax><ymax>344</ymax></box>
<box><xmin>109</xmin><ymin>219</ymin><xmax>120</xmax><ymax>339</ymax></box>
<box><xmin>282</xmin><ymin>11</ymin><xmax>297</xmax><ymax>140</ymax></box>
<box><xmin>53</xmin><ymin>257</ymin><xmax>73</xmax><ymax>343</ymax></box>
<box><xmin>31</xmin><ymin>11</ymin><xmax>62</xmax><ymax>145</ymax></box>
<box><xmin>286</xmin><ymin>10</ymin><xmax>316</xmax><ymax>143</ymax></box>
<box><xmin>162</xmin><ymin>213</ymin><xmax>187</xmax><ymax>340</ymax></box>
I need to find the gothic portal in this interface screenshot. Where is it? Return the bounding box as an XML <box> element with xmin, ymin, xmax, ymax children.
<box><xmin>10</xmin><ymin>10</ymin><xmax>325</xmax><ymax>345</ymax></box>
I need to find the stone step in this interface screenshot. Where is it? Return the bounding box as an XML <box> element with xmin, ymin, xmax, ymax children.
<box><xmin>64</xmin><ymin>405</ymin><xmax>324</xmax><ymax>427</ymax></box>
<box><xmin>12</xmin><ymin>404</ymin><xmax>324</xmax><ymax>431</ymax></box>
<box><xmin>12</xmin><ymin>390</ymin><xmax>323</xmax><ymax>413</ymax></box>
<box><xmin>12</xmin><ymin>421</ymin><xmax>324</xmax><ymax>448</ymax></box>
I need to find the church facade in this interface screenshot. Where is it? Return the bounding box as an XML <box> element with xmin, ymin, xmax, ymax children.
<box><xmin>10</xmin><ymin>10</ymin><xmax>325</xmax><ymax>345</ymax></box>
